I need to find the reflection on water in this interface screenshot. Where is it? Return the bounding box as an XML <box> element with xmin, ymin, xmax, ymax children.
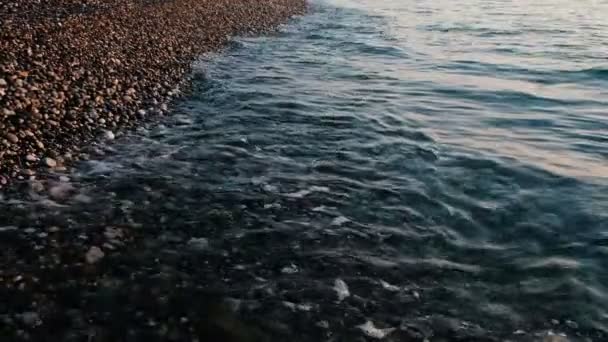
<box><xmin>336</xmin><ymin>0</ymin><xmax>608</xmax><ymax>180</ymax></box>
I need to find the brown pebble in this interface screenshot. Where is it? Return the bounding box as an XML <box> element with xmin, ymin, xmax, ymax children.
<box><xmin>6</xmin><ymin>133</ymin><xmax>19</xmax><ymax>144</ymax></box>
<box><xmin>43</xmin><ymin>157</ymin><xmax>57</xmax><ymax>168</ymax></box>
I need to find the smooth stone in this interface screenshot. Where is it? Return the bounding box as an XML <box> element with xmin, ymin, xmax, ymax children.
<box><xmin>6</xmin><ymin>133</ymin><xmax>18</xmax><ymax>144</ymax></box>
<box><xmin>187</xmin><ymin>237</ymin><xmax>209</xmax><ymax>251</ymax></box>
<box><xmin>85</xmin><ymin>246</ymin><xmax>105</xmax><ymax>264</ymax></box>
<box><xmin>20</xmin><ymin>312</ymin><xmax>41</xmax><ymax>327</ymax></box>
<box><xmin>25</xmin><ymin>154</ymin><xmax>37</xmax><ymax>162</ymax></box>
<box><xmin>102</xmin><ymin>130</ymin><xmax>115</xmax><ymax>140</ymax></box>
<box><xmin>43</xmin><ymin>157</ymin><xmax>57</xmax><ymax>168</ymax></box>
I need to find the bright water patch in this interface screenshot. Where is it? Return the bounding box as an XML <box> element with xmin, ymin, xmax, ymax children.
<box><xmin>2</xmin><ymin>0</ymin><xmax>608</xmax><ymax>340</ymax></box>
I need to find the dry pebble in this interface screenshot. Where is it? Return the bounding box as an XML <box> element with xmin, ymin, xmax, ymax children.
<box><xmin>0</xmin><ymin>0</ymin><xmax>307</xmax><ymax>186</ymax></box>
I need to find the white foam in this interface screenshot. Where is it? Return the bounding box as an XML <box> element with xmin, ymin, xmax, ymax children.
<box><xmin>0</xmin><ymin>226</ymin><xmax>17</xmax><ymax>232</ymax></box>
<box><xmin>356</xmin><ymin>321</ymin><xmax>396</xmax><ymax>339</ymax></box>
<box><xmin>379</xmin><ymin>280</ymin><xmax>400</xmax><ymax>292</ymax></box>
<box><xmin>281</xmin><ymin>263</ymin><xmax>299</xmax><ymax>274</ymax></box>
<box><xmin>286</xmin><ymin>186</ymin><xmax>330</xmax><ymax>198</ymax></box>
<box><xmin>282</xmin><ymin>301</ymin><xmax>313</xmax><ymax>312</ymax></box>
<box><xmin>331</xmin><ymin>216</ymin><xmax>350</xmax><ymax>226</ymax></box>
<box><xmin>334</xmin><ymin>278</ymin><xmax>350</xmax><ymax>301</ymax></box>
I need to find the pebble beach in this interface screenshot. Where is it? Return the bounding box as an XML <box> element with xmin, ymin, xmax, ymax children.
<box><xmin>0</xmin><ymin>0</ymin><xmax>306</xmax><ymax>185</ymax></box>
<box><xmin>1</xmin><ymin>0</ymin><xmax>306</xmax><ymax>340</ymax></box>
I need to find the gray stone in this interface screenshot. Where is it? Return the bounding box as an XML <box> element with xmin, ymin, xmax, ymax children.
<box><xmin>85</xmin><ymin>246</ymin><xmax>105</xmax><ymax>264</ymax></box>
<box><xmin>102</xmin><ymin>130</ymin><xmax>115</xmax><ymax>140</ymax></box>
<box><xmin>20</xmin><ymin>312</ymin><xmax>41</xmax><ymax>327</ymax></box>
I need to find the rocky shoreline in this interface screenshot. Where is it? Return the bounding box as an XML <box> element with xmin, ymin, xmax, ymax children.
<box><xmin>1</xmin><ymin>1</ymin><xmax>307</xmax><ymax>340</ymax></box>
<box><xmin>0</xmin><ymin>0</ymin><xmax>306</xmax><ymax>187</ymax></box>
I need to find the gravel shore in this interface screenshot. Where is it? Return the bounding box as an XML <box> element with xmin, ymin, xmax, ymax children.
<box><xmin>1</xmin><ymin>1</ymin><xmax>306</xmax><ymax>340</ymax></box>
<box><xmin>0</xmin><ymin>0</ymin><xmax>306</xmax><ymax>186</ymax></box>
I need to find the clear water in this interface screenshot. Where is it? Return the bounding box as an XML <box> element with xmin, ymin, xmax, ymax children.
<box><xmin>3</xmin><ymin>0</ymin><xmax>608</xmax><ymax>340</ymax></box>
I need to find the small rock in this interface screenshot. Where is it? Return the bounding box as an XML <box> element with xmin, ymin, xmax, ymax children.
<box><xmin>25</xmin><ymin>154</ymin><xmax>37</xmax><ymax>162</ymax></box>
<box><xmin>316</xmin><ymin>321</ymin><xmax>329</xmax><ymax>329</ymax></box>
<box><xmin>20</xmin><ymin>312</ymin><xmax>41</xmax><ymax>327</ymax></box>
<box><xmin>102</xmin><ymin>130</ymin><xmax>115</xmax><ymax>140</ymax></box>
<box><xmin>187</xmin><ymin>237</ymin><xmax>209</xmax><ymax>251</ymax></box>
<box><xmin>104</xmin><ymin>227</ymin><xmax>123</xmax><ymax>240</ymax></box>
<box><xmin>85</xmin><ymin>246</ymin><xmax>105</xmax><ymax>264</ymax></box>
<box><xmin>43</xmin><ymin>157</ymin><xmax>57</xmax><ymax>168</ymax></box>
<box><xmin>137</xmin><ymin>109</ymin><xmax>147</xmax><ymax>117</ymax></box>
<box><xmin>6</xmin><ymin>133</ymin><xmax>18</xmax><ymax>144</ymax></box>
<box><xmin>49</xmin><ymin>183</ymin><xmax>74</xmax><ymax>200</ymax></box>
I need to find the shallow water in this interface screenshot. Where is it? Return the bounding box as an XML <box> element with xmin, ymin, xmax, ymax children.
<box><xmin>3</xmin><ymin>0</ymin><xmax>608</xmax><ymax>340</ymax></box>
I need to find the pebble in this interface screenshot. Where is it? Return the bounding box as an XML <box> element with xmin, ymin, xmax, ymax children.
<box><xmin>43</xmin><ymin>157</ymin><xmax>57</xmax><ymax>168</ymax></box>
<box><xmin>25</xmin><ymin>154</ymin><xmax>37</xmax><ymax>162</ymax></box>
<box><xmin>187</xmin><ymin>237</ymin><xmax>209</xmax><ymax>251</ymax></box>
<box><xmin>49</xmin><ymin>183</ymin><xmax>75</xmax><ymax>200</ymax></box>
<box><xmin>102</xmin><ymin>130</ymin><xmax>115</xmax><ymax>140</ymax></box>
<box><xmin>19</xmin><ymin>312</ymin><xmax>41</xmax><ymax>327</ymax></box>
<box><xmin>85</xmin><ymin>246</ymin><xmax>105</xmax><ymax>264</ymax></box>
<box><xmin>104</xmin><ymin>227</ymin><xmax>123</xmax><ymax>240</ymax></box>
<box><xmin>6</xmin><ymin>133</ymin><xmax>19</xmax><ymax>144</ymax></box>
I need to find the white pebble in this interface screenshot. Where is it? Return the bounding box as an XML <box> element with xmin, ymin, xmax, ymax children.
<box><xmin>102</xmin><ymin>130</ymin><xmax>115</xmax><ymax>140</ymax></box>
<box><xmin>379</xmin><ymin>280</ymin><xmax>400</xmax><ymax>292</ymax></box>
<box><xmin>43</xmin><ymin>157</ymin><xmax>57</xmax><ymax>168</ymax></box>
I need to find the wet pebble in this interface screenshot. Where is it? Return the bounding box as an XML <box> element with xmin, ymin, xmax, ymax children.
<box><xmin>85</xmin><ymin>246</ymin><xmax>105</xmax><ymax>264</ymax></box>
<box><xmin>43</xmin><ymin>157</ymin><xmax>57</xmax><ymax>168</ymax></box>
